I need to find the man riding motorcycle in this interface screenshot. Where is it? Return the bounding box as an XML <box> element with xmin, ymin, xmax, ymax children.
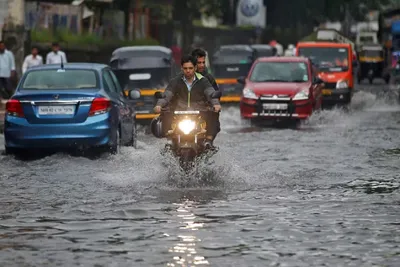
<box><xmin>191</xmin><ymin>48</ymin><xmax>221</xmax><ymax>141</ymax></box>
<box><xmin>191</xmin><ymin>48</ymin><xmax>219</xmax><ymax>91</ymax></box>
<box><xmin>153</xmin><ymin>55</ymin><xmax>221</xmax><ymax>148</ymax></box>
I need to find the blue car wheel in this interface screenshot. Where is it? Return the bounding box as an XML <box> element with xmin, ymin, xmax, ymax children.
<box><xmin>109</xmin><ymin>128</ymin><xmax>121</xmax><ymax>155</ymax></box>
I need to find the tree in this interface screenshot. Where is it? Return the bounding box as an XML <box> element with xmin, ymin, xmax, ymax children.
<box><xmin>324</xmin><ymin>0</ymin><xmax>391</xmax><ymax>21</ymax></box>
<box><xmin>172</xmin><ymin>0</ymin><xmax>223</xmax><ymax>51</ymax></box>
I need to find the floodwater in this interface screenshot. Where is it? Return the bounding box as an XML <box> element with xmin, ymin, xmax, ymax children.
<box><xmin>0</xmin><ymin>82</ymin><xmax>399</xmax><ymax>266</ymax></box>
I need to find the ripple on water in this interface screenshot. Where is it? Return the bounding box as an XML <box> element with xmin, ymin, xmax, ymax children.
<box><xmin>0</xmin><ymin>89</ymin><xmax>400</xmax><ymax>266</ymax></box>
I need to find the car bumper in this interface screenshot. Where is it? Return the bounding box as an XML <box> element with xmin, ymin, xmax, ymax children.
<box><xmin>4</xmin><ymin>113</ymin><xmax>113</xmax><ymax>149</ymax></box>
<box><xmin>240</xmin><ymin>97</ymin><xmax>313</xmax><ymax>120</ymax></box>
<box><xmin>322</xmin><ymin>88</ymin><xmax>351</xmax><ymax>103</ymax></box>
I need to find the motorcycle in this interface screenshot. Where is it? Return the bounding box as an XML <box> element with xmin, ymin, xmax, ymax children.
<box><xmin>152</xmin><ymin>91</ymin><xmax>221</xmax><ymax>171</ymax></box>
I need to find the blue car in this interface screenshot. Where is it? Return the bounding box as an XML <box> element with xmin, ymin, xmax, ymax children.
<box><xmin>4</xmin><ymin>63</ymin><xmax>141</xmax><ymax>155</ymax></box>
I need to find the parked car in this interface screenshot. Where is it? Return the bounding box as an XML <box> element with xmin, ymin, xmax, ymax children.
<box><xmin>4</xmin><ymin>63</ymin><xmax>141</xmax><ymax>155</ymax></box>
<box><xmin>239</xmin><ymin>56</ymin><xmax>323</xmax><ymax>124</ymax></box>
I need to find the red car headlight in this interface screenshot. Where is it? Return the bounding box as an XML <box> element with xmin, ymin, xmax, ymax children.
<box><xmin>243</xmin><ymin>88</ymin><xmax>258</xmax><ymax>99</ymax></box>
<box><xmin>293</xmin><ymin>89</ymin><xmax>309</xmax><ymax>100</ymax></box>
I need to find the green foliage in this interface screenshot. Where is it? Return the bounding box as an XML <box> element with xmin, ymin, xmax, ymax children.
<box><xmin>57</xmin><ymin>29</ymin><xmax>102</xmax><ymax>45</ymax></box>
<box><xmin>324</xmin><ymin>0</ymin><xmax>391</xmax><ymax>21</ymax></box>
<box><xmin>173</xmin><ymin>0</ymin><xmax>223</xmax><ymax>21</ymax></box>
<box><xmin>31</xmin><ymin>28</ymin><xmax>56</xmax><ymax>43</ymax></box>
<box><xmin>300</xmin><ymin>32</ymin><xmax>317</xmax><ymax>41</ymax></box>
<box><xmin>120</xmin><ymin>38</ymin><xmax>160</xmax><ymax>46</ymax></box>
<box><xmin>30</xmin><ymin>28</ymin><xmax>159</xmax><ymax>47</ymax></box>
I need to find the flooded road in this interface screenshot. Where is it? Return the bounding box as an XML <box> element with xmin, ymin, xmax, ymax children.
<box><xmin>0</xmin><ymin>83</ymin><xmax>399</xmax><ymax>266</ymax></box>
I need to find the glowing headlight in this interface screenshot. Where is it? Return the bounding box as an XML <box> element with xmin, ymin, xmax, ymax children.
<box><xmin>243</xmin><ymin>88</ymin><xmax>257</xmax><ymax>99</ymax></box>
<box><xmin>178</xmin><ymin>119</ymin><xmax>196</xmax><ymax>135</ymax></box>
<box><xmin>293</xmin><ymin>90</ymin><xmax>309</xmax><ymax>100</ymax></box>
<box><xmin>336</xmin><ymin>80</ymin><xmax>348</xmax><ymax>89</ymax></box>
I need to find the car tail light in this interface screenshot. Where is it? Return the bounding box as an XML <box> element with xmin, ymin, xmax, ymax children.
<box><xmin>89</xmin><ymin>97</ymin><xmax>111</xmax><ymax>116</ymax></box>
<box><xmin>6</xmin><ymin>99</ymin><xmax>24</xmax><ymax>117</ymax></box>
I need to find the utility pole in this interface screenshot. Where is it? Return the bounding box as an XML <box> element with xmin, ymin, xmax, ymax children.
<box><xmin>343</xmin><ymin>2</ymin><xmax>351</xmax><ymax>36</ymax></box>
<box><xmin>230</xmin><ymin>0</ymin><xmax>234</xmax><ymax>25</ymax></box>
<box><xmin>6</xmin><ymin>0</ymin><xmax>25</xmax><ymax>29</ymax></box>
<box><xmin>0</xmin><ymin>0</ymin><xmax>8</xmax><ymax>40</ymax></box>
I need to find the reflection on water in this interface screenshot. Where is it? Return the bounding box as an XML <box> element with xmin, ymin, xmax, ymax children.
<box><xmin>347</xmin><ymin>179</ymin><xmax>400</xmax><ymax>194</ymax></box>
<box><xmin>168</xmin><ymin>200</ymin><xmax>209</xmax><ymax>266</ymax></box>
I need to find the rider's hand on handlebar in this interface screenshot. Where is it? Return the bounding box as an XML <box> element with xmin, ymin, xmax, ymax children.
<box><xmin>154</xmin><ymin>106</ymin><xmax>162</xmax><ymax>113</ymax></box>
<box><xmin>213</xmin><ymin>104</ymin><xmax>221</xmax><ymax>112</ymax></box>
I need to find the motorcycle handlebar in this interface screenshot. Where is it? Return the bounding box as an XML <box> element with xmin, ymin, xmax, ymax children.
<box><xmin>160</xmin><ymin>107</ymin><xmax>220</xmax><ymax>114</ymax></box>
<box><xmin>206</xmin><ymin>106</ymin><xmax>221</xmax><ymax>113</ymax></box>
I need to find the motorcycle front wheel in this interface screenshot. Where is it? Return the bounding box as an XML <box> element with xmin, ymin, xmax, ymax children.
<box><xmin>179</xmin><ymin>148</ymin><xmax>196</xmax><ymax>172</ymax></box>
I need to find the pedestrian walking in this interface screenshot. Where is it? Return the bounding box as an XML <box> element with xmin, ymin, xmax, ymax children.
<box><xmin>46</xmin><ymin>42</ymin><xmax>67</xmax><ymax>64</ymax></box>
<box><xmin>22</xmin><ymin>46</ymin><xmax>43</xmax><ymax>73</ymax></box>
<box><xmin>0</xmin><ymin>40</ymin><xmax>16</xmax><ymax>99</ymax></box>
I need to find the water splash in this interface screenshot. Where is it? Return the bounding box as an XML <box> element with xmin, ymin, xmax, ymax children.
<box><xmin>350</xmin><ymin>90</ymin><xmax>400</xmax><ymax>112</ymax></box>
<box><xmin>160</xmin><ymin>147</ymin><xmax>249</xmax><ymax>189</ymax></box>
<box><xmin>302</xmin><ymin>90</ymin><xmax>400</xmax><ymax>130</ymax></box>
<box><xmin>219</xmin><ymin>106</ymin><xmax>250</xmax><ymax>132</ymax></box>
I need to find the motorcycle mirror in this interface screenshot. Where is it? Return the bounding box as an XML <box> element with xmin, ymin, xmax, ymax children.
<box><xmin>128</xmin><ymin>89</ymin><xmax>141</xmax><ymax>100</ymax></box>
<box><xmin>237</xmin><ymin>76</ymin><xmax>246</xmax><ymax>84</ymax></box>
<box><xmin>313</xmin><ymin>77</ymin><xmax>323</xmax><ymax>84</ymax></box>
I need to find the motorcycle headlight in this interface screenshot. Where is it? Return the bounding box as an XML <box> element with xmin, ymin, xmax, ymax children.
<box><xmin>178</xmin><ymin>119</ymin><xmax>196</xmax><ymax>135</ymax></box>
<box><xmin>243</xmin><ymin>88</ymin><xmax>258</xmax><ymax>99</ymax></box>
<box><xmin>336</xmin><ymin>80</ymin><xmax>348</xmax><ymax>89</ymax></box>
<box><xmin>293</xmin><ymin>89</ymin><xmax>309</xmax><ymax>100</ymax></box>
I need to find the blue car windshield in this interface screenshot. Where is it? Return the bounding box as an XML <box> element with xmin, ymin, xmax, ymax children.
<box><xmin>21</xmin><ymin>69</ymin><xmax>98</xmax><ymax>89</ymax></box>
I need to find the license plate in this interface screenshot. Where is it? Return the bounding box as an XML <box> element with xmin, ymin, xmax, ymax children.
<box><xmin>322</xmin><ymin>89</ymin><xmax>332</xmax><ymax>95</ymax></box>
<box><xmin>263</xmin><ymin>103</ymin><xmax>288</xmax><ymax>110</ymax></box>
<box><xmin>38</xmin><ymin>105</ymin><xmax>75</xmax><ymax>115</ymax></box>
<box><xmin>136</xmin><ymin>102</ymin><xmax>145</xmax><ymax>106</ymax></box>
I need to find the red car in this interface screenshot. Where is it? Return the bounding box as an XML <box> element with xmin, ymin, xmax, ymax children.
<box><xmin>239</xmin><ymin>56</ymin><xmax>323</xmax><ymax>123</ymax></box>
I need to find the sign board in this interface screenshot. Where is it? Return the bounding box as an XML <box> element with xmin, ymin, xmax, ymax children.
<box><xmin>236</xmin><ymin>0</ymin><xmax>266</xmax><ymax>28</ymax></box>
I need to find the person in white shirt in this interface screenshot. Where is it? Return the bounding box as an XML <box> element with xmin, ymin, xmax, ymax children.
<box><xmin>0</xmin><ymin>40</ymin><xmax>16</xmax><ymax>99</ymax></box>
<box><xmin>22</xmin><ymin>46</ymin><xmax>43</xmax><ymax>73</ymax></box>
<box><xmin>46</xmin><ymin>42</ymin><xmax>67</xmax><ymax>65</ymax></box>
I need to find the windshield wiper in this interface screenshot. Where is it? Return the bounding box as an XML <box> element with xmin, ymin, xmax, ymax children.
<box><xmin>254</xmin><ymin>79</ymin><xmax>290</xmax><ymax>82</ymax></box>
<box><xmin>290</xmin><ymin>80</ymin><xmax>307</xmax><ymax>82</ymax></box>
